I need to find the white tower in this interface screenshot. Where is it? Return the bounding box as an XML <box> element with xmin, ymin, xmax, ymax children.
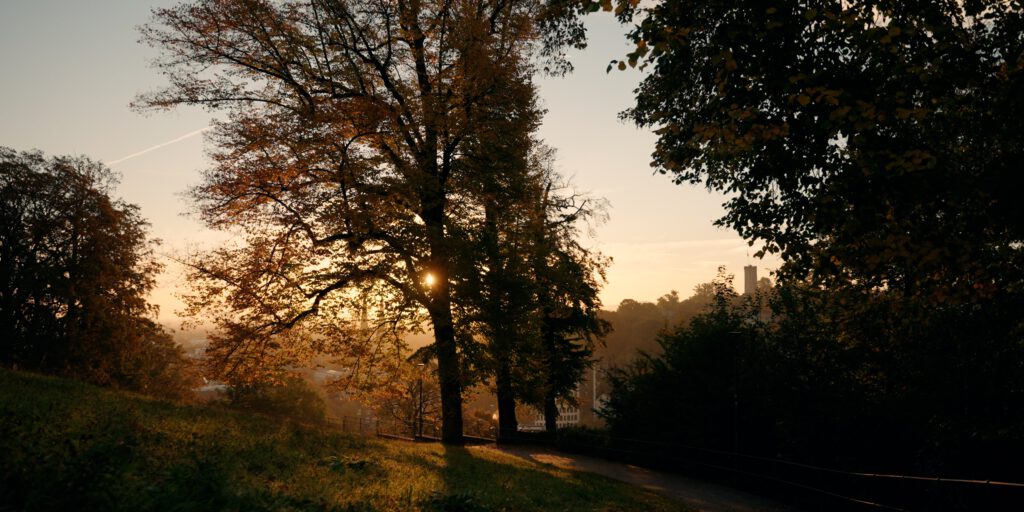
<box><xmin>744</xmin><ymin>265</ymin><xmax>757</xmax><ymax>295</ymax></box>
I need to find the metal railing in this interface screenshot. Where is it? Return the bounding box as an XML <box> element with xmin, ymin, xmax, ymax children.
<box><xmin>545</xmin><ymin>429</ymin><xmax>1024</xmax><ymax>511</ymax></box>
<box><xmin>325</xmin><ymin>413</ymin><xmax>496</xmax><ymax>442</ymax></box>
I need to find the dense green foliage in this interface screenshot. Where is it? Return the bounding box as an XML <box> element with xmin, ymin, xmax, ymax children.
<box><xmin>583</xmin><ymin>0</ymin><xmax>1024</xmax><ymax>487</ymax></box>
<box><xmin>601</xmin><ymin>273</ymin><xmax>769</xmax><ymax>455</ymax></box>
<box><xmin>0</xmin><ymin>369</ymin><xmax>681</xmax><ymax>511</ymax></box>
<box><xmin>617</xmin><ymin>1</ymin><xmax>1024</xmax><ymax>300</ymax></box>
<box><xmin>0</xmin><ymin>148</ymin><xmax>193</xmax><ymax>398</ymax></box>
<box><xmin>603</xmin><ymin>273</ymin><xmax>1024</xmax><ymax>481</ymax></box>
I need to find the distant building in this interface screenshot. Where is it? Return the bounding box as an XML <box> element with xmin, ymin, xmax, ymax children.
<box><xmin>744</xmin><ymin>265</ymin><xmax>758</xmax><ymax>295</ymax></box>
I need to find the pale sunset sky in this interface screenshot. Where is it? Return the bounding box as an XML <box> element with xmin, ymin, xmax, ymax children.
<box><xmin>0</xmin><ymin>1</ymin><xmax>780</xmax><ymax>331</ymax></box>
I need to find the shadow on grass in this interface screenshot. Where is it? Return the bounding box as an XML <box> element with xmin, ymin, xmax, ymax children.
<box><xmin>413</xmin><ymin>444</ymin><xmax>682</xmax><ymax>512</ymax></box>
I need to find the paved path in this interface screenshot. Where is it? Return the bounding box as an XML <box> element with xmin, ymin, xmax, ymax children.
<box><xmin>481</xmin><ymin>444</ymin><xmax>796</xmax><ymax>512</ymax></box>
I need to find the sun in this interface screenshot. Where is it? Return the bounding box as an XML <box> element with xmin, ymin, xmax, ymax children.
<box><xmin>424</xmin><ymin>272</ymin><xmax>436</xmax><ymax>287</ymax></box>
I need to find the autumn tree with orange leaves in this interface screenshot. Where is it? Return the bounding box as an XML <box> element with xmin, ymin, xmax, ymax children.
<box><xmin>138</xmin><ymin>0</ymin><xmax>569</xmax><ymax>444</ymax></box>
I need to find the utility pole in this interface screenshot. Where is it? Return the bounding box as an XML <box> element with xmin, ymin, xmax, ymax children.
<box><xmin>416</xmin><ymin>363</ymin><xmax>426</xmax><ymax>439</ymax></box>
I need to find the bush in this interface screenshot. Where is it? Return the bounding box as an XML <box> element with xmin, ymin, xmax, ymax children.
<box><xmin>602</xmin><ymin>272</ymin><xmax>1024</xmax><ymax>482</ymax></box>
<box><xmin>0</xmin><ymin>147</ymin><xmax>196</xmax><ymax>399</ymax></box>
<box><xmin>227</xmin><ymin>377</ymin><xmax>326</xmax><ymax>425</ymax></box>
<box><xmin>555</xmin><ymin>426</ymin><xmax>610</xmax><ymax>453</ymax></box>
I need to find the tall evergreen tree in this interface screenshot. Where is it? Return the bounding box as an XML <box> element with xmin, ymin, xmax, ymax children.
<box><xmin>525</xmin><ymin>154</ymin><xmax>610</xmax><ymax>433</ymax></box>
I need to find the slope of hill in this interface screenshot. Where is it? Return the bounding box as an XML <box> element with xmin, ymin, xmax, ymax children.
<box><xmin>0</xmin><ymin>369</ymin><xmax>681</xmax><ymax>511</ymax></box>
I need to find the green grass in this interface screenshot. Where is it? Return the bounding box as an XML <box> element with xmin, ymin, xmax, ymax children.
<box><xmin>0</xmin><ymin>369</ymin><xmax>684</xmax><ymax>511</ymax></box>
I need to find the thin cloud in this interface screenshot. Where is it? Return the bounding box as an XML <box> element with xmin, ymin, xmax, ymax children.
<box><xmin>106</xmin><ymin>126</ymin><xmax>211</xmax><ymax>166</ymax></box>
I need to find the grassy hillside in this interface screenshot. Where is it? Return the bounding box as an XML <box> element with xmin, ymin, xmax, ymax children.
<box><xmin>0</xmin><ymin>370</ymin><xmax>682</xmax><ymax>511</ymax></box>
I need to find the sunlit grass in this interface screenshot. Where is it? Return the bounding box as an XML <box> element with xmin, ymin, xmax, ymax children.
<box><xmin>0</xmin><ymin>369</ymin><xmax>684</xmax><ymax>511</ymax></box>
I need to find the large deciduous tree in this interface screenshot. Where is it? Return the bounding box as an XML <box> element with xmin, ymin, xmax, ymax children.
<box><xmin>612</xmin><ymin>0</ymin><xmax>1024</xmax><ymax>300</ymax></box>
<box><xmin>458</xmin><ymin>141</ymin><xmax>609</xmax><ymax>438</ymax></box>
<box><xmin>140</xmin><ymin>0</ymin><xmax>553</xmax><ymax>443</ymax></box>
<box><xmin>0</xmin><ymin>148</ymin><xmax>191</xmax><ymax>398</ymax></box>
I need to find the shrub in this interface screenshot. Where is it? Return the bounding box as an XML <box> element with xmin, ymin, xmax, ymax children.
<box><xmin>227</xmin><ymin>376</ymin><xmax>326</xmax><ymax>425</ymax></box>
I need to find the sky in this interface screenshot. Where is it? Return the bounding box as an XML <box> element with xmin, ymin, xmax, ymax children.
<box><xmin>0</xmin><ymin>1</ymin><xmax>779</xmax><ymax>332</ymax></box>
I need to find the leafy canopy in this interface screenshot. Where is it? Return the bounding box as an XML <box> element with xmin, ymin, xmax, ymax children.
<box><xmin>0</xmin><ymin>148</ymin><xmax>192</xmax><ymax>397</ymax></box>
<box><xmin>610</xmin><ymin>0</ymin><xmax>1024</xmax><ymax>299</ymax></box>
<box><xmin>139</xmin><ymin>0</ymin><xmax>590</xmax><ymax>442</ymax></box>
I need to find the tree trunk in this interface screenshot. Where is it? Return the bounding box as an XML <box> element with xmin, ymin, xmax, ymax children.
<box><xmin>431</xmin><ymin>307</ymin><xmax>464</xmax><ymax>444</ymax></box>
<box><xmin>483</xmin><ymin>202</ymin><xmax>519</xmax><ymax>443</ymax></box>
<box><xmin>423</xmin><ymin>177</ymin><xmax>464</xmax><ymax>445</ymax></box>
<box><xmin>496</xmin><ymin>365</ymin><xmax>518</xmax><ymax>442</ymax></box>
<box><xmin>541</xmin><ymin>307</ymin><xmax>559</xmax><ymax>434</ymax></box>
<box><xmin>543</xmin><ymin>390</ymin><xmax>558</xmax><ymax>434</ymax></box>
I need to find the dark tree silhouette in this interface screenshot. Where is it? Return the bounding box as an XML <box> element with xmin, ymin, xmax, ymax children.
<box><xmin>611</xmin><ymin>0</ymin><xmax>1024</xmax><ymax>300</ymax></box>
<box><xmin>605</xmin><ymin>1</ymin><xmax>1024</xmax><ymax>478</ymax></box>
<box><xmin>456</xmin><ymin>141</ymin><xmax>609</xmax><ymax>439</ymax></box>
<box><xmin>0</xmin><ymin>148</ymin><xmax>192</xmax><ymax>398</ymax></box>
<box><xmin>527</xmin><ymin>163</ymin><xmax>609</xmax><ymax>433</ymax></box>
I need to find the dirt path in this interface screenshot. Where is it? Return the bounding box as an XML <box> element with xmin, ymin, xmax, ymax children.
<box><xmin>481</xmin><ymin>444</ymin><xmax>796</xmax><ymax>512</ymax></box>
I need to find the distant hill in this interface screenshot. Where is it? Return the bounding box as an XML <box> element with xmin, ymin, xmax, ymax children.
<box><xmin>595</xmin><ymin>289</ymin><xmax>716</xmax><ymax>370</ymax></box>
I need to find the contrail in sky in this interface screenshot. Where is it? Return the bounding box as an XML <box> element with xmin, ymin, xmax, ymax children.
<box><xmin>106</xmin><ymin>126</ymin><xmax>212</xmax><ymax>166</ymax></box>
